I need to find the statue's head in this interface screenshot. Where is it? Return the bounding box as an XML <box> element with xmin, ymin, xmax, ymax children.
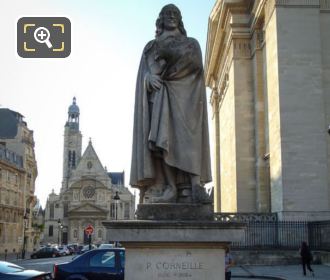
<box><xmin>156</xmin><ymin>4</ymin><xmax>187</xmax><ymax>36</ymax></box>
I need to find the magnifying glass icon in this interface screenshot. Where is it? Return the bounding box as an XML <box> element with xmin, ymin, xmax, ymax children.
<box><xmin>34</xmin><ymin>27</ymin><xmax>53</xmax><ymax>48</ymax></box>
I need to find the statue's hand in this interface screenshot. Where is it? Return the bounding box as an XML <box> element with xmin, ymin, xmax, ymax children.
<box><xmin>146</xmin><ymin>73</ymin><xmax>162</xmax><ymax>91</ymax></box>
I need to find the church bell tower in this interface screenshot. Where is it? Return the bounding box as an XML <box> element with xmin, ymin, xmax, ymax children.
<box><xmin>61</xmin><ymin>97</ymin><xmax>82</xmax><ymax>191</ymax></box>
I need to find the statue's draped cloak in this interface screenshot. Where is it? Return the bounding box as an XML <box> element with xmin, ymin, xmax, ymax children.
<box><xmin>130</xmin><ymin>36</ymin><xmax>212</xmax><ymax>188</ymax></box>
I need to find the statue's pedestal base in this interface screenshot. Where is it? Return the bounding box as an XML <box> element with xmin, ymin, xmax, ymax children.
<box><xmin>136</xmin><ymin>203</ymin><xmax>213</xmax><ymax>220</ymax></box>
<box><xmin>126</xmin><ymin>243</ymin><xmax>226</xmax><ymax>280</ymax></box>
<box><xmin>103</xmin><ymin>220</ymin><xmax>244</xmax><ymax>280</ymax></box>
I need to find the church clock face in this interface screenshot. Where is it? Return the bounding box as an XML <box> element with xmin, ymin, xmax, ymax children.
<box><xmin>83</xmin><ymin>186</ymin><xmax>95</xmax><ymax>199</ymax></box>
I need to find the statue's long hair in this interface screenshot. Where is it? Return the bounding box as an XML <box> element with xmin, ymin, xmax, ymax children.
<box><xmin>156</xmin><ymin>4</ymin><xmax>187</xmax><ymax>37</ymax></box>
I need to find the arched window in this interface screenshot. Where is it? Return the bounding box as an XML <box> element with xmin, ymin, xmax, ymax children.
<box><xmin>73</xmin><ymin>229</ymin><xmax>78</xmax><ymax>238</ymax></box>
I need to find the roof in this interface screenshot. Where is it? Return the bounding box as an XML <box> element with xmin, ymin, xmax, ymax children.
<box><xmin>108</xmin><ymin>171</ymin><xmax>125</xmax><ymax>185</ymax></box>
<box><xmin>0</xmin><ymin>109</ymin><xmax>24</xmax><ymax>139</ymax></box>
<box><xmin>68</xmin><ymin>97</ymin><xmax>80</xmax><ymax>115</ymax></box>
<box><xmin>0</xmin><ymin>144</ymin><xmax>24</xmax><ymax>169</ymax></box>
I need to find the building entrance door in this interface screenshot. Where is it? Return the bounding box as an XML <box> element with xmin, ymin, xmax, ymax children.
<box><xmin>62</xmin><ymin>232</ymin><xmax>68</xmax><ymax>244</ymax></box>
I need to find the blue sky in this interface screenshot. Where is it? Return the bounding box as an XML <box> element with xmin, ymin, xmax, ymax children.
<box><xmin>0</xmin><ymin>0</ymin><xmax>216</xmax><ymax>207</ymax></box>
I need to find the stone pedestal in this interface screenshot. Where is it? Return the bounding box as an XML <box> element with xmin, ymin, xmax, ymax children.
<box><xmin>125</xmin><ymin>243</ymin><xmax>225</xmax><ymax>280</ymax></box>
<box><xmin>136</xmin><ymin>203</ymin><xmax>213</xmax><ymax>220</ymax></box>
<box><xmin>103</xmin><ymin>220</ymin><xmax>244</xmax><ymax>280</ymax></box>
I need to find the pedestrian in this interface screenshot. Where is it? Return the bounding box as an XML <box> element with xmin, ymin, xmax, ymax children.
<box><xmin>225</xmin><ymin>247</ymin><xmax>234</xmax><ymax>280</ymax></box>
<box><xmin>299</xmin><ymin>241</ymin><xmax>314</xmax><ymax>277</ymax></box>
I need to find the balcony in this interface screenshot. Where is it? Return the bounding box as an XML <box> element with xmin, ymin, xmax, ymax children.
<box><xmin>21</xmin><ymin>136</ymin><xmax>35</xmax><ymax>147</ymax></box>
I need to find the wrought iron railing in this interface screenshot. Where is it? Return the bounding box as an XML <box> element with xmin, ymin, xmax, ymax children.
<box><xmin>214</xmin><ymin>213</ymin><xmax>330</xmax><ymax>251</ymax></box>
<box><xmin>214</xmin><ymin>212</ymin><xmax>278</xmax><ymax>222</ymax></box>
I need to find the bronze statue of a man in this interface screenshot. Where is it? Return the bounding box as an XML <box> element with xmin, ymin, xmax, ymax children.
<box><xmin>130</xmin><ymin>4</ymin><xmax>212</xmax><ymax>204</ymax></box>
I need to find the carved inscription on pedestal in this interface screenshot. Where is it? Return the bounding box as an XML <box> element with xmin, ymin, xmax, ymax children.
<box><xmin>126</xmin><ymin>248</ymin><xmax>225</xmax><ymax>280</ymax></box>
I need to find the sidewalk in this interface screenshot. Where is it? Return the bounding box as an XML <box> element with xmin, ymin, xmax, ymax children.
<box><xmin>232</xmin><ymin>265</ymin><xmax>330</xmax><ymax>280</ymax></box>
<box><xmin>0</xmin><ymin>252</ymin><xmax>31</xmax><ymax>262</ymax></box>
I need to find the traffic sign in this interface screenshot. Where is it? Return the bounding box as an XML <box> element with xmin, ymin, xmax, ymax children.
<box><xmin>85</xmin><ymin>224</ymin><xmax>94</xmax><ymax>235</ymax></box>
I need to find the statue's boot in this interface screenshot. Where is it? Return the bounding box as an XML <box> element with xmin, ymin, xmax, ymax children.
<box><xmin>153</xmin><ymin>185</ymin><xmax>177</xmax><ymax>203</ymax></box>
<box><xmin>192</xmin><ymin>184</ymin><xmax>212</xmax><ymax>204</ymax></box>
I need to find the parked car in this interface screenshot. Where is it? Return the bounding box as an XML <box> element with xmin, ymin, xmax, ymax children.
<box><xmin>53</xmin><ymin>248</ymin><xmax>125</xmax><ymax>280</ymax></box>
<box><xmin>58</xmin><ymin>245</ymin><xmax>71</xmax><ymax>256</ymax></box>
<box><xmin>98</xmin><ymin>243</ymin><xmax>114</xmax><ymax>249</ymax></box>
<box><xmin>0</xmin><ymin>261</ymin><xmax>52</xmax><ymax>279</ymax></box>
<box><xmin>75</xmin><ymin>244</ymin><xmax>83</xmax><ymax>254</ymax></box>
<box><xmin>67</xmin><ymin>243</ymin><xmax>79</xmax><ymax>254</ymax></box>
<box><xmin>30</xmin><ymin>247</ymin><xmax>61</xmax><ymax>259</ymax></box>
<box><xmin>79</xmin><ymin>244</ymin><xmax>97</xmax><ymax>255</ymax></box>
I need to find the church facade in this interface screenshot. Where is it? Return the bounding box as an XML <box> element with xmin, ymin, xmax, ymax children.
<box><xmin>43</xmin><ymin>98</ymin><xmax>135</xmax><ymax>245</ymax></box>
<box><xmin>205</xmin><ymin>0</ymin><xmax>330</xmax><ymax>220</ymax></box>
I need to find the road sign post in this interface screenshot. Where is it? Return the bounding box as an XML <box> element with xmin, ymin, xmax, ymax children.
<box><xmin>84</xmin><ymin>224</ymin><xmax>94</xmax><ymax>235</ymax></box>
<box><xmin>84</xmin><ymin>225</ymin><xmax>94</xmax><ymax>250</ymax></box>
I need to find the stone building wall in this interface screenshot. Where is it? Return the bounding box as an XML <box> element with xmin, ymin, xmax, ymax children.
<box><xmin>205</xmin><ymin>0</ymin><xmax>330</xmax><ymax>220</ymax></box>
<box><xmin>0</xmin><ymin>148</ymin><xmax>25</xmax><ymax>254</ymax></box>
<box><xmin>320</xmin><ymin>7</ymin><xmax>330</xmax><ymax>206</ymax></box>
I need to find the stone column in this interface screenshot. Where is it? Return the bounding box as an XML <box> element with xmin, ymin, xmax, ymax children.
<box><xmin>251</xmin><ymin>29</ymin><xmax>271</xmax><ymax>212</ymax></box>
<box><xmin>211</xmin><ymin>85</ymin><xmax>221</xmax><ymax>212</ymax></box>
<box><xmin>232</xmin><ymin>37</ymin><xmax>257</xmax><ymax>212</ymax></box>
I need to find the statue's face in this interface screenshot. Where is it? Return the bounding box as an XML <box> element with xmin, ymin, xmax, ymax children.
<box><xmin>162</xmin><ymin>8</ymin><xmax>180</xmax><ymax>31</ymax></box>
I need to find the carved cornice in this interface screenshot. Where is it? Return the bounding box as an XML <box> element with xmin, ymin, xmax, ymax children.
<box><xmin>206</xmin><ymin>0</ymin><xmax>327</xmax><ymax>108</ymax></box>
<box><xmin>275</xmin><ymin>0</ymin><xmax>320</xmax><ymax>7</ymax></box>
<box><xmin>205</xmin><ymin>0</ymin><xmax>252</xmax><ymax>86</ymax></box>
<box><xmin>250</xmin><ymin>0</ymin><xmax>267</xmax><ymax>29</ymax></box>
<box><xmin>206</xmin><ymin>2</ymin><xmax>252</xmax><ymax>109</ymax></box>
<box><xmin>206</xmin><ymin>0</ymin><xmax>325</xmax><ymax>85</ymax></box>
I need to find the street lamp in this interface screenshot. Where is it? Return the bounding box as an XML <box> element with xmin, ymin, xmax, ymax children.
<box><xmin>57</xmin><ymin>219</ymin><xmax>62</xmax><ymax>245</ymax></box>
<box><xmin>21</xmin><ymin>213</ymin><xmax>28</xmax><ymax>259</ymax></box>
<box><xmin>113</xmin><ymin>191</ymin><xmax>120</xmax><ymax>220</ymax></box>
<box><xmin>113</xmin><ymin>191</ymin><xmax>120</xmax><ymax>248</ymax></box>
